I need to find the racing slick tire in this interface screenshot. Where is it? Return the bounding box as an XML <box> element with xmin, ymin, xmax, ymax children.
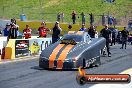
<box><xmin>76</xmin><ymin>75</ymin><xmax>86</xmax><ymax>85</ymax></box>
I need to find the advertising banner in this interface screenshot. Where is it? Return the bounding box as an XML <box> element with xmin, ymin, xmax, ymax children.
<box><xmin>29</xmin><ymin>38</ymin><xmax>52</xmax><ymax>55</ymax></box>
<box><xmin>15</xmin><ymin>40</ymin><xmax>29</xmax><ymax>58</ymax></box>
<box><xmin>29</xmin><ymin>39</ymin><xmax>40</xmax><ymax>55</ymax></box>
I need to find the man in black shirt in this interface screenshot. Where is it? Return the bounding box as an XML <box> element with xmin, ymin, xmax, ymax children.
<box><xmin>120</xmin><ymin>27</ymin><xmax>129</xmax><ymax>49</ymax></box>
<box><xmin>8</xmin><ymin>23</ymin><xmax>18</xmax><ymax>39</ymax></box>
<box><xmin>100</xmin><ymin>25</ymin><xmax>112</xmax><ymax>57</ymax></box>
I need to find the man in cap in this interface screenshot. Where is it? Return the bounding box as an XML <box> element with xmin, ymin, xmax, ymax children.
<box><xmin>23</xmin><ymin>25</ymin><xmax>32</xmax><ymax>39</ymax></box>
<box><xmin>3</xmin><ymin>23</ymin><xmax>11</xmax><ymax>36</ymax></box>
<box><xmin>120</xmin><ymin>27</ymin><xmax>129</xmax><ymax>49</ymax></box>
<box><xmin>38</xmin><ymin>22</ymin><xmax>49</xmax><ymax>37</ymax></box>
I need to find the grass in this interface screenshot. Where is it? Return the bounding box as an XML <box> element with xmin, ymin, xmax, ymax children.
<box><xmin>0</xmin><ymin>0</ymin><xmax>131</xmax><ymax>34</ymax></box>
<box><xmin>0</xmin><ymin>0</ymin><xmax>131</xmax><ymax>23</ymax></box>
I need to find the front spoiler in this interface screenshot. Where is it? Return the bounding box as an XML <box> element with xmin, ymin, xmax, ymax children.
<box><xmin>39</xmin><ymin>58</ymin><xmax>78</xmax><ymax>71</ymax></box>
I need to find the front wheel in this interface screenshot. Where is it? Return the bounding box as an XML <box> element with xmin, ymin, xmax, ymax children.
<box><xmin>82</xmin><ymin>58</ymin><xmax>92</xmax><ymax>68</ymax></box>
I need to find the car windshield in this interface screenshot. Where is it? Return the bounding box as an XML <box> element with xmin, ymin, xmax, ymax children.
<box><xmin>62</xmin><ymin>34</ymin><xmax>83</xmax><ymax>42</ymax></box>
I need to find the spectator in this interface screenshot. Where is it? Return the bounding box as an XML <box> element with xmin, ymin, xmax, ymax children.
<box><xmin>8</xmin><ymin>23</ymin><xmax>18</xmax><ymax>39</ymax></box>
<box><xmin>102</xmin><ymin>14</ymin><xmax>106</xmax><ymax>26</ymax></box>
<box><xmin>89</xmin><ymin>13</ymin><xmax>94</xmax><ymax>25</ymax></box>
<box><xmin>71</xmin><ymin>11</ymin><xmax>76</xmax><ymax>24</ymax></box>
<box><xmin>79</xmin><ymin>24</ymin><xmax>86</xmax><ymax>31</ymax></box>
<box><xmin>80</xmin><ymin>12</ymin><xmax>85</xmax><ymax>24</ymax></box>
<box><xmin>61</xmin><ymin>12</ymin><xmax>64</xmax><ymax>23</ymax></box>
<box><xmin>109</xmin><ymin>27</ymin><xmax>116</xmax><ymax>46</ymax></box>
<box><xmin>113</xmin><ymin>17</ymin><xmax>117</xmax><ymax>28</ymax></box>
<box><xmin>38</xmin><ymin>22</ymin><xmax>49</xmax><ymax>38</ymax></box>
<box><xmin>100</xmin><ymin>25</ymin><xmax>112</xmax><ymax>57</ymax></box>
<box><xmin>120</xmin><ymin>27</ymin><xmax>129</xmax><ymax>49</ymax></box>
<box><xmin>23</xmin><ymin>25</ymin><xmax>32</xmax><ymax>39</ymax></box>
<box><xmin>52</xmin><ymin>21</ymin><xmax>62</xmax><ymax>43</ymax></box>
<box><xmin>108</xmin><ymin>16</ymin><xmax>113</xmax><ymax>26</ymax></box>
<box><xmin>3</xmin><ymin>23</ymin><xmax>11</xmax><ymax>36</ymax></box>
<box><xmin>88</xmin><ymin>25</ymin><xmax>96</xmax><ymax>38</ymax></box>
<box><xmin>11</xmin><ymin>18</ymin><xmax>19</xmax><ymax>29</ymax></box>
<box><xmin>57</xmin><ymin>13</ymin><xmax>61</xmax><ymax>22</ymax></box>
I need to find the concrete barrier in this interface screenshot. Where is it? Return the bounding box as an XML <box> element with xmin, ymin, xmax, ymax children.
<box><xmin>0</xmin><ymin>37</ymin><xmax>8</xmax><ymax>60</ymax></box>
<box><xmin>4</xmin><ymin>37</ymin><xmax>52</xmax><ymax>59</ymax></box>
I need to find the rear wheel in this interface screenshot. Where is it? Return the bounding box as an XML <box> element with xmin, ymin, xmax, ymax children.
<box><xmin>91</xmin><ymin>52</ymin><xmax>101</xmax><ymax>67</ymax></box>
<box><xmin>76</xmin><ymin>75</ymin><xmax>86</xmax><ymax>85</ymax></box>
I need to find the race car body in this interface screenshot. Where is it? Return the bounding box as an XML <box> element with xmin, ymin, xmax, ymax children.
<box><xmin>39</xmin><ymin>31</ymin><xmax>106</xmax><ymax>69</ymax></box>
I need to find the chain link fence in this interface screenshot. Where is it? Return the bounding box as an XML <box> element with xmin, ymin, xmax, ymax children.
<box><xmin>0</xmin><ymin>5</ymin><xmax>131</xmax><ymax>26</ymax></box>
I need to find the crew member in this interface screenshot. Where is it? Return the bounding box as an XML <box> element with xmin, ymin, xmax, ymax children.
<box><xmin>120</xmin><ymin>27</ymin><xmax>129</xmax><ymax>49</ymax></box>
<box><xmin>23</xmin><ymin>25</ymin><xmax>32</xmax><ymax>39</ymax></box>
<box><xmin>38</xmin><ymin>22</ymin><xmax>49</xmax><ymax>37</ymax></box>
<box><xmin>88</xmin><ymin>25</ymin><xmax>96</xmax><ymax>38</ymax></box>
<box><xmin>100</xmin><ymin>25</ymin><xmax>112</xmax><ymax>57</ymax></box>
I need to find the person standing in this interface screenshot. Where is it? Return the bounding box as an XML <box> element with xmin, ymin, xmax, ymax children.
<box><xmin>120</xmin><ymin>27</ymin><xmax>129</xmax><ymax>49</ymax></box>
<box><xmin>100</xmin><ymin>25</ymin><xmax>112</xmax><ymax>57</ymax></box>
<box><xmin>109</xmin><ymin>27</ymin><xmax>116</xmax><ymax>46</ymax></box>
<box><xmin>8</xmin><ymin>23</ymin><xmax>18</xmax><ymax>39</ymax></box>
<box><xmin>102</xmin><ymin>14</ymin><xmax>106</xmax><ymax>26</ymax></box>
<box><xmin>23</xmin><ymin>25</ymin><xmax>32</xmax><ymax>39</ymax></box>
<box><xmin>113</xmin><ymin>17</ymin><xmax>117</xmax><ymax>28</ymax></box>
<box><xmin>57</xmin><ymin>13</ymin><xmax>61</xmax><ymax>22</ymax></box>
<box><xmin>61</xmin><ymin>12</ymin><xmax>64</xmax><ymax>23</ymax></box>
<box><xmin>38</xmin><ymin>22</ymin><xmax>49</xmax><ymax>38</ymax></box>
<box><xmin>108</xmin><ymin>16</ymin><xmax>113</xmax><ymax>26</ymax></box>
<box><xmin>80</xmin><ymin>12</ymin><xmax>85</xmax><ymax>24</ymax></box>
<box><xmin>71</xmin><ymin>11</ymin><xmax>76</xmax><ymax>24</ymax></box>
<box><xmin>3</xmin><ymin>23</ymin><xmax>11</xmax><ymax>37</ymax></box>
<box><xmin>89</xmin><ymin>13</ymin><xmax>94</xmax><ymax>25</ymax></box>
<box><xmin>52</xmin><ymin>21</ymin><xmax>62</xmax><ymax>43</ymax></box>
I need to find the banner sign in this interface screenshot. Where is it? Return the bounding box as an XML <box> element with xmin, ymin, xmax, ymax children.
<box><xmin>15</xmin><ymin>40</ymin><xmax>29</xmax><ymax>58</ymax></box>
<box><xmin>29</xmin><ymin>38</ymin><xmax>52</xmax><ymax>55</ymax></box>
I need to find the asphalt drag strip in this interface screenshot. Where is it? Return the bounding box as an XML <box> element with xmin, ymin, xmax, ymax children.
<box><xmin>0</xmin><ymin>44</ymin><xmax>132</xmax><ymax>88</ymax></box>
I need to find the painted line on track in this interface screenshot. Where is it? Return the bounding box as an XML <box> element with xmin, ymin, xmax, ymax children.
<box><xmin>0</xmin><ymin>56</ymin><xmax>39</xmax><ymax>65</ymax></box>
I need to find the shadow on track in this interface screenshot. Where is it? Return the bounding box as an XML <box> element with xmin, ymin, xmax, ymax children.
<box><xmin>30</xmin><ymin>66</ymin><xmax>79</xmax><ymax>71</ymax></box>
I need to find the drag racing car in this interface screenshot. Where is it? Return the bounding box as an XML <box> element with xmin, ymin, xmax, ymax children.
<box><xmin>39</xmin><ymin>31</ymin><xmax>106</xmax><ymax>69</ymax></box>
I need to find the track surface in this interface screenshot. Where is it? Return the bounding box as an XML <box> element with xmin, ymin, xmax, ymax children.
<box><xmin>0</xmin><ymin>44</ymin><xmax>132</xmax><ymax>88</ymax></box>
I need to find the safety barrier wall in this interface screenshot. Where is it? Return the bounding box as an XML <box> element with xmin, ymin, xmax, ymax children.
<box><xmin>4</xmin><ymin>36</ymin><xmax>52</xmax><ymax>59</ymax></box>
<box><xmin>0</xmin><ymin>37</ymin><xmax>8</xmax><ymax>61</ymax></box>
